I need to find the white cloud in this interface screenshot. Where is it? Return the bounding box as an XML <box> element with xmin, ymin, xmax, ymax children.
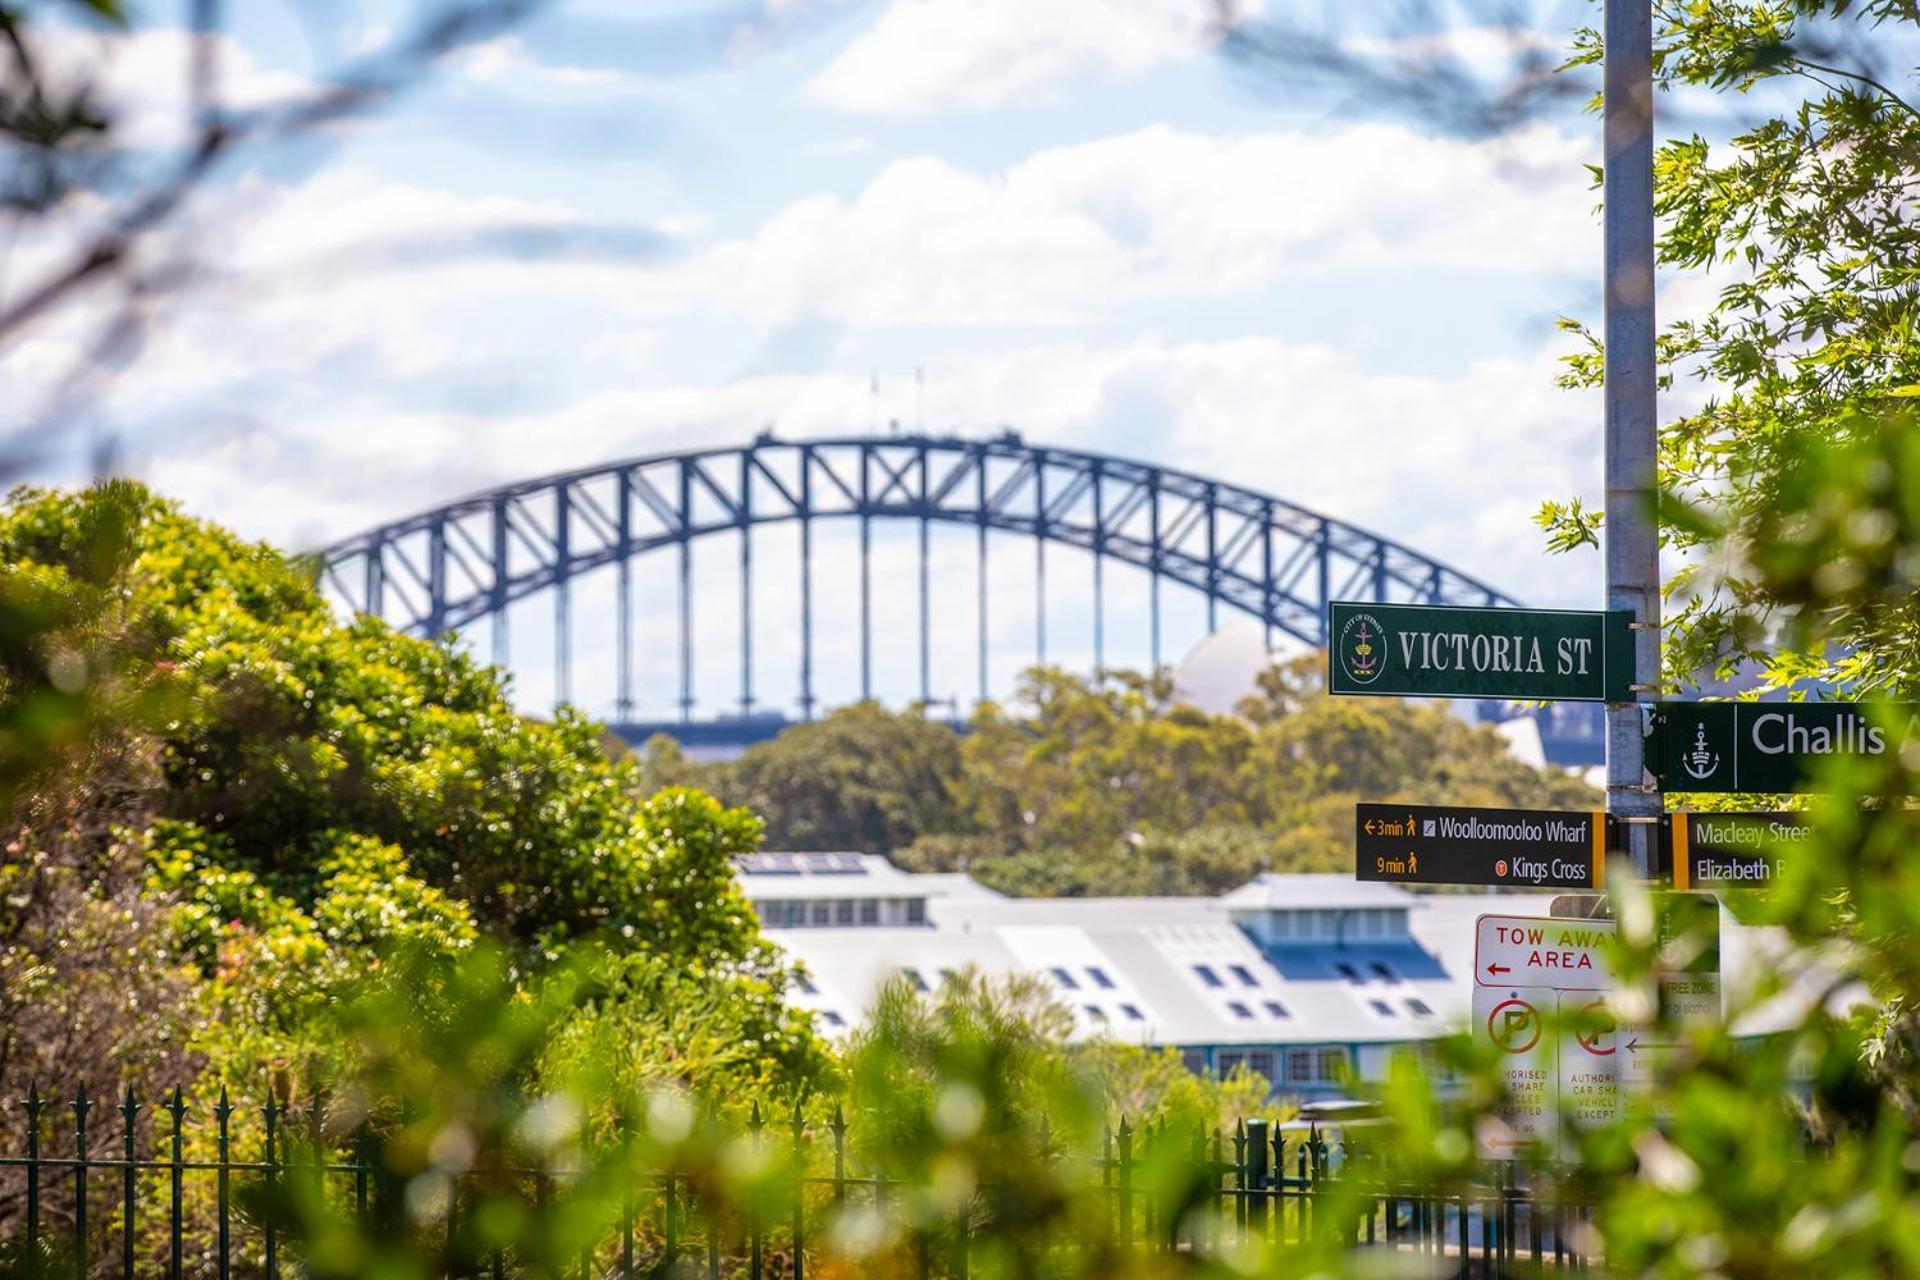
<box><xmin>807</xmin><ymin>0</ymin><xmax>1226</xmax><ymax>114</ymax></box>
<box><xmin>676</xmin><ymin>122</ymin><xmax>1595</xmax><ymax>325</ymax></box>
<box><xmin>24</xmin><ymin>27</ymin><xmax>312</xmax><ymax>149</ymax></box>
<box><xmin>452</xmin><ymin>35</ymin><xmax>642</xmax><ymax>95</ymax></box>
<box><xmin>128</xmin><ymin>333</ymin><xmax>1596</xmax><ymax>617</ymax></box>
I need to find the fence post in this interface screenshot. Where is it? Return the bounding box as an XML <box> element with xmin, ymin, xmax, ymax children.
<box><xmin>263</xmin><ymin>1095</ymin><xmax>280</xmax><ymax>1280</ymax></box>
<box><xmin>24</xmin><ymin>1083</ymin><xmax>42</xmax><ymax>1266</ymax></box>
<box><xmin>215</xmin><ymin>1087</ymin><xmax>233</xmax><ymax>1280</ymax></box>
<box><xmin>72</xmin><ymin>1086</ymin><xmax>91</xmax><ymax>1280</ymax></box>
<box><xmin>1116</xmin><ymin>1117</ymin><xmax>1133</xmax><ymax>1250</ymax></box>
<box><xmin>1246</xmin><ymin>1117</ymin><xmax>1269</xmax><ymax>1241</ymax></box>
<box><xmin>1231</xmin><ymin>1121</ymin><xmax>1246</xmax><ymax>1241</ymax></box>
<box><xmin>121</xmin><ymin>1088</ymin><xmax>139</xmax><ymax>1280</ymax></box>
<box><xmin>167</xmin><ymin>1088</ymin><xmax>186</xmax><ymax>1280</ymax></box>
<box><xmin>1100</xmin><ymin>1124</ymin><xmax>1114</xmax><ymax>1248</ymax></box>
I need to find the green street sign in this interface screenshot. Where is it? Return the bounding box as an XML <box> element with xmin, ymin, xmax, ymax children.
<box><xmin>1328</xmin><ymin>602</ymin><xmax>1633</xmax><ymax>702</ymax></box>
<box><xmin>1648</xmin><ymin>702</ymin><xmax>1920</xmax><ymax>794</ymax></box>
<box><xmin>1664</xmin><ymin>811</ymin><xmax>1812</xmax><ymax>889</ymax></box>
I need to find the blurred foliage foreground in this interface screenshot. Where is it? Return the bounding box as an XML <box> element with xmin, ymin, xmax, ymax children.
<box><xmin>3</xmin><ymin>451</ymin><xmax>1920</xmax><ymax>1279</ymax></box>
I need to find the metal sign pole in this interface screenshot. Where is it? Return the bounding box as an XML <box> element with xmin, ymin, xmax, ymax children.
<box><xmin>1603</xmin><ymin>0</ymin><xmax>1660</xmax><ymax>879</ymax></box>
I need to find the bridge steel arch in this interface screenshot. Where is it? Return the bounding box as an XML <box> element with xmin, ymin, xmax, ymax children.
<box><xmin>316</xmin><ymin>433</ymin><xmax>1519</xmax><ymax>722</ymax></box>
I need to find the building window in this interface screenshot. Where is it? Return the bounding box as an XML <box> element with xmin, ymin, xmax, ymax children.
<box><xmin>1228</xmin><ymin>964</ymin><xmax>1259</xmax><ymax>987</ymax></box>
<box><xmin>1050</xmin><ymin>966</ymin><xmax>1080</xmax><ymax>990</ymax></box>
<box><xmin>905</xmin><ymin>898</ymin><xmax>927</xmax><ymax>925</ymax></box>
<box><xmin>1181</xmin><ymin>1048</ymin><xmax>1209</xmax><ymax>1074</ymax></box>
<box><xmin>901</xmin><ymin>967</ymin><xmax>928</xmax><ymax>993</ymax></box>
<box><xmin>1087</xmin><ymin>966</ymin><xmax>1115</xmax><ymax>989</ymax></box>
<box><xmin>1084</xmin><ymin>1005</ymin><xmax>1107</xmax><ymax>1021</ymax></box>
<box><xmin>1334</xmin><ymin>962</ymin><xmax>1362</xmax><ymax>983</ymax></box>
<box><xmin>1285</xmin><ymin>1049</ymin><xmax>1348</xmax><ymax>1083</ymax></box>
<box><xmin>860</xmin><ymin>899</ymin><xmax>879</xmax><ymax>925</ymax></box>
<box><xmin>794</xmin><ymin>973</ymin><xmax>817</xmax><ymax>995</ymax></box>
<box><xmin>812</xmin><ymin>901</ymin><xmax>831</xmax><ymax>926</ymax></box>
<box><xmin>835</xmin><ymin>899</ymin><xmax>854</xmax><ymax>925</ymax></box>
<box><xmin>1218</xmin><ymin>1049</ymin><xmax>1247</xmax><ymax>1076</ymax></box>
<box><xmin>1193</xmin><ymin>964</ymin><xmax>1223</xmax><ymax>989</ymax></box>
<box><xmin>1227</xmin><ymin>1001</ymin><xmax>1253</xmax><ymax>1020</ymax></box>
<box><xmin>1263</xmin><ymin>1000</ymin><xmax>1290</xmax><ymax>1019</ymax></box>
<box><xmin>1120</xmin><ymin>1004</ymin><xmax>1144</xmax><ymax>1021</ymax></box>
<box><xmin>1370</xmin><ymin>961</ymin><xmax>1397</xmax><ymax>982</ymax></box>
<box><xmin>1406</xmin><ymin>998</ymin><xmax>1434</xmax><ymax>1017</ymax></box>
<box><xmin>1271</xmin><ymin>912</ymin><xmax>1292</xmax><ymax>939</ymax></box>
<box><xmin>1247</xmin><ymin>1050</ymin><xmax>1276</xmax><ymax>1080</ymax></box>
<box><xmin>938</xmin><ymin>968</ymin><xmax>957</xmax><ymax>986</ymax></box>
<box><xmin>819</xmin><ymin>1010</ymin><xmax>845</xmax><ymax>1027</ymax></box>
<box><xmin>1368</xmin><ymin>999</ymin><xmax>1396</xmax><ymax>1018</ymax></box>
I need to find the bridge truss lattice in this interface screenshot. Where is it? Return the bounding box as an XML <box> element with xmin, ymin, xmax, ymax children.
<box><xmin>317</xmin><ymin>433</ymin><xmax>1517</xmax><ymax>723</ymax></box>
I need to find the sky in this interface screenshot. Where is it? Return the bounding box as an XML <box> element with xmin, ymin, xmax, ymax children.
<box><xmin>4</xmin><ymin>0</ymin><xmax>1663</xmax><ymax>723</ymax></box>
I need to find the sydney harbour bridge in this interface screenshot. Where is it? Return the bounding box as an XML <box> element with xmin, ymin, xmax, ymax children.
<box><xmin>316</xmin><ymin>432</ymin><xmax>1600</xmax><ymax>762</ymax></box>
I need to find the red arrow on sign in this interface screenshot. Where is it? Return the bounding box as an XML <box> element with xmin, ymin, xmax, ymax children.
<box><xmin>1485</xmin><ymin>963</ymin><xmax>1511</xmax><ymax>977</ymax></box>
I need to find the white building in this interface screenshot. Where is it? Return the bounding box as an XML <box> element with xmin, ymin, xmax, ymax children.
<box><xmin>737</xmin><ymin>853</ymin><xmax>1830</xmax><ymax>1099</ymax></box>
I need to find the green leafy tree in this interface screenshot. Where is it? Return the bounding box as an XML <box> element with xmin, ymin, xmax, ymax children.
<box><xmin>702</xmin><ymin>659</ymin><xmax>1595</xmax><ymax>895</ymax></box>
<box><xmin>716</xmin><ymin>702</ymin><xmax>968</xmax><ymax>853</ymax></box>
<box><xmin>1542</xmin><ymin>0</ymin><xmax>1920</xmax><ymax>696</ymax></box>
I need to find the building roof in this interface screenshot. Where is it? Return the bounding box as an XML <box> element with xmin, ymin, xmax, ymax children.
<box><xmin>736</xmin><ymin>851</ymin><xmax>939</xmax><ymax>900</ymax></box>
<box><xmin>775</xmin><ymin>880</ymin><xmax>1474</xmax><ymax>1048</ymax></box>
<box><xmin>1219</xmin><ymin>874</ymin><xmax>1425</xmax><ymax>911</ymax></box>
<box><xmin>759</xmin><ymin>864</ymin><xmax>1855</xmax><ymax>1062</ymax></box>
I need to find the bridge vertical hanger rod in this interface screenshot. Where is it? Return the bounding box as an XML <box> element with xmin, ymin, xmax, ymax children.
<box><xmin>1315</xmin><ymin>520</ymin><xmax>1331</xmax><ymax>647</ymax></box>
<box><xmin>1149</xmin><ymin>473</ymin><xmax>1162</xmax><ymax>670</ymax></box>
<box><xmin>976</xmin><ymin>449</ymin><xmax>989</xmax><ymax>707</ymax></box>
<box><xmin>799</xmin><ymin>450</ymin><xmax>815</xmax><ymax>721</ymax></box>
<box><xmin>553</xmin><ymin>486</ymin><xmax>571</xmax><ymax>707</ymax></box>
<box><xmin>1260</xmin><ymin>503</ymin><xmax>1275</xmax><ymax>653</ymax></box>
<box><xmin>364</xmin><ymin>542</ymin><xmax>385</xmax><ymax>626</ymax></box>
<box><xmin>678</xmin><ymin>462</ymin><xmax>693</xmax><ymax>723</ymax></box>
<box><xmin>918</xmin><ymin>516</ymin><xmax>931</xmax><ymax>704</ymax></box>
<box><xmin>427</xmin><ymin>519</ymin><xmax>447</xmax><ymax>639</ymax></box>
<box><xmin>739</xmin><ymin>453</ymin><xmax>753</xmax><ymax>717</ymax></box>
<box><xmin>1034</xmin><ymin>457</ymin><xmax>1047</xmax><ymax>667</ymax></box>
<box><xmin>491</xmin><ymin>497</ymin><xmax>508</xmax><ymax>666</ymax></box>
<box><xmin>859</xmin><ymin>445</ymin><xmax>872</xmax><ymax>702</ymax></box>
<box><xmin>617</xmin><ymin>472</ymin><xmax>633</xmax><ymax>719</ymax></box>
<box><xmin>1205</xmin><ymin>483</ymin><xmax>1221</xmax><ymax>633</ymax></box>
<box><xmin>1091</xmin><ymin>465</ymin><xmax>1105</xmax><ymax>677</ymax></box>
<box><xmin>918</xmin><ymin>443</ymin><xmax>931</xmax><ymax>706</ymax></box>
<box><xmin>1604</xmin><ymin>0</ymin><xmax>1660</xmax><ymax>880</ymax></box>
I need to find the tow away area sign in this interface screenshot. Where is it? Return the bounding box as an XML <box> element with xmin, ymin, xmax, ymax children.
<box><xmin>1475</xmin><ymin>914</ymin><xmax>1616</xmax><ymax>990</ymax></box>
<box><xmin>1355</xmin><ymin>802</ymin><xmax>1605</xmax><ymax>889</ymax></box>
<box><xmin>1471</xmin><ymin>904</ymin><xmax>1722</xmax><ymax>1156</ymax></box>
<box><xmin>1473</xmin><ymin>914</ymin><xmax>1622</xmax><ymax>1158</ymax></box>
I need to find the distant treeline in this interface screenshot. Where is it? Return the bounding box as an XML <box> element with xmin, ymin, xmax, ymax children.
<box><xmin>632</xmin><ymin>661</ymin><xmax>1596</xmax><ymax>896</ymax></box>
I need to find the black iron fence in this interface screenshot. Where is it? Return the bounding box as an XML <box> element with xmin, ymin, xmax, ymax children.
<box><xmin>0</xmin><ymin>1086</ymin><xmax>1593</xmax><ymax>1277</ymax></box>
